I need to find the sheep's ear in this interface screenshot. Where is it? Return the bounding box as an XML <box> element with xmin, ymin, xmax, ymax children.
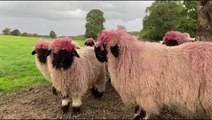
<box><xmin>32</xmin><ymin>50</ymin><xmax>36</xmax><ymax>55</ymax></box>
<box><xmin>110</xmin><ymin>44</ymin><xmax>119</xmax><ymax>58</ymax></box>
<box><xmin>73</xmin><ymin>50</ymin><xmax>80</xmax><ymax>58</ymax></box>
<box><xmin>45</xmin><ymin>50</ymin><xmax>52</xmax><ymax>57</ymax></box>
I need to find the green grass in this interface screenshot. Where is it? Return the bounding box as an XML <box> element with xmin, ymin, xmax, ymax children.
<box><xmin>0</xmin><ymin>35</ymin><xmax>85</xmax><ymax>93</ymax></box>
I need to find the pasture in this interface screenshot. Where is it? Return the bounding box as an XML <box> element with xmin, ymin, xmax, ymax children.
<box><xmin>0</xmin><ymin>35</ymin><xmax>181</xmax><ymax>119</ymax></box>
<box><xmin>0</xmin><ymin>35</ymin><xmax>84</xmax><ymax>93</ymax></box>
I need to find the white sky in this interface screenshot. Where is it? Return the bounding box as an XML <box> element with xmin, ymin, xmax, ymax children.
<box><xmin>0</xmin><ymin>1</ymin><xmax>154</xmax><ymax>36</ymax></box>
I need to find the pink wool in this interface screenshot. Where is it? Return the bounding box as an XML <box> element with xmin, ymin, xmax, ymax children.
<box><xmin>49</xmin><ymin>38</ymin><xmax>75</xmax><ymax>53</ymax></box>
<box><xmin>85</xmin><ymin>38</ymin><xmax>95</xmax><ymax>43</ymax></box>
<box><xmin>34</xmin><ymin>39</ymin><xmax>50</xmax><ymax>50</ymax></box>
<box><xmin>99</xmin><ymin>29</ymin><xmax>212</xmax><ymax>118</ymax></box>
<box><xmin>97</xmin><ymin>29</ymin><xmax>129</xmax><ymax>47</ymax></box>
<box><xmin>162</xmin><ymin>31</ymin><xmax>195</xmax><ymax>45</ymax></box>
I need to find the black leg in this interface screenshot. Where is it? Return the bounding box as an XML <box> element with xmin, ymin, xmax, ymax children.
<box><xmin>72</xmin><ymin>106</ymin><xmax>81</xmax><ymax>114</ymax></box>
<box><xmin>108</xmin><ymin>78</ymin><xmax>111</xmax><ymax>83</ymax></box>
<box><xmin>90</xmin><ymin>87</ymin><xmax>103</xmax><ymax>98</ymax></box>
<box><xmin>52</xmin><ymin>86</ymin><xmax>58</xmax><ymax>96</ymax></box>
<box><xmin>133</xmin><ymin>105</ymin><xmax>147</xmax><ymax>120</ymax></box>
<box><xmin>61</xmin><ymin>96</ymin><xmax>70</xmax><ymax>114</ymax></box>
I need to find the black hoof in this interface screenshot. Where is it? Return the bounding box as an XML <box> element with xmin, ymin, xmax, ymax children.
<box><xmin>72</xmin><ymin>106</ymin><xmax>81</xmax><ymax>114</ymax></box>
<box><xmin>90</xmin><ymin>87</ymin><xmax>103</xmax><ymax>98</ymax></box>
<box><xmin>133</xmin><ymin>114</ymin><xmax>142</xmax><ymax>120</ymax></box>
<box><xmin>52</xmin><ymin>87</ymin><xmax>58</xmax><ymax>96</ymax></box>
<box><xmin>61</xmin><ymin>103</ymin><xmax>70</xmax><ymax>114</ymax></box>
<box><xmin>133</xmin><ymin>106</ymin><xmax>147</xmax><ymax>120</ymax></box>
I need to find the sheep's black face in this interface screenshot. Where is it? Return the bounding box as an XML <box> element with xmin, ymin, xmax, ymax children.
<box><xmin>32</xmin><ymin>49</ymin><xmax>49</xmax><ymax>64</ymax></box>
<box><xmin>52</xmin><ymin>50</ymin><xmax>80</xmax><ymax>70</ymax></box>
<box><xmin>110</xmin><ymin>44</ymin><xmax>119</xmax><ymax>58</ymax></box>
<box><xmin>84</xmin><ymin>42</ymin><xmax>95</xmax><ymax>47</ymax></box>
<box><xmin>94</xmin><ymin>44</ymin><xmax>120</xmax><ymax>62</ymax></box>
<box><xmin>166</xmin><ymin>40</ymin><xmax>179</xmax><ymax>46</ymax></box>
<box><xmin>94</xmin><ymin>45</ymin><xmax>108</xmax><ymax>63</ymax></box>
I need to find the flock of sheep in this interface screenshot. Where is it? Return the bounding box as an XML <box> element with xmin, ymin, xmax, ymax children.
<box><xmin>32</xmin><ymin>29</ymin><xmax>212</xmax><ymax>119</ymax></box>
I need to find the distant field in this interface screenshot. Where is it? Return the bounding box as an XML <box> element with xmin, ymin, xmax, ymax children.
<box><xmin>0</xmin><ymin>35</ymin><xmax>84</xmax><ymax>92</ymax></box>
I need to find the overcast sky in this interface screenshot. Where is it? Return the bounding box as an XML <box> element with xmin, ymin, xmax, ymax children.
<box><xmin>0</xmin><ymin>1</ymin><xmax>154</xmax><ymax>36</ymax></box>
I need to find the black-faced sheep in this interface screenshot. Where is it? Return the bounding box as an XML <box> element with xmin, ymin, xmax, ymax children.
<box><xmin>162</xmin><ymin>31</ymin><xmax>195</xmax><ymax>46</ymax></box>
<box><xmin>32</xmin><ymin>39</ymin><xmax>57</xmax><ymax>95</ymax></box>
<box><xmin>84</xmin><ymin>38</ymin><xmax>96</xmax><ymax>47</ymax></box>
<box><xmin>46</xmin><ymin>38</ymin><xmax>107</xmax><ymax>114</ymax></box>
<box><xmin>94</xmin><ymin>29</ymin><xmax>212</xmax><ymax>119</ymax></box>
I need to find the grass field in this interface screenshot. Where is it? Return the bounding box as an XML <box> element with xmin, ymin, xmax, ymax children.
<box><xmin>0</xmin><ymin>35</ymin><xmax>84</xmax><ymax>93</ymax></box>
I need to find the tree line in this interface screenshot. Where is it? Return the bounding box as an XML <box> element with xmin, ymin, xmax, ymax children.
<box><xmin>2</xmin><ymin>28</ymin><xmax>57</xmax><ymax>38</ymax></box>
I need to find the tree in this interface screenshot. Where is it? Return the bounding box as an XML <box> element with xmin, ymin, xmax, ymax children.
<box><xmin>49</xmin><ymin>31</ymin><xmax>57</xmax><ymax>38</ymax></box>
<box><xmin>140</xmin><ymin>1</ymin><xmax>185</xmax><ymax>41</ymax></box>
<box><xmin>2</xmin><ymin>28</ymin><xmax>11</xmax><ymax>35</ymax></box>
<box><xmin>21</xmin><ymin>32</ymin><xmax>30</xmax><ymax>37</ymax></box>
<box><xmin>85</xmin><ymin>9</ymin><xmax>105</xmax><ymax>40</ymax></box>
<box><xmin>140</xmin><ymin>1</ymin><xmax>197</xmax><ymax>41</ymax></box>
<box><xmin>177</xmin><ymin>1</ymin><xmax>197</xmax><ymax>37</ymax></box>
<box><xmin>196</xmin><ymin>0</ymin><xmax>212</xmax><ymax>41</ymax></box>
<box><xmin>10</xmin><ymin>29</ymin><xmax>21</xmax><ymax>36</ymax></box>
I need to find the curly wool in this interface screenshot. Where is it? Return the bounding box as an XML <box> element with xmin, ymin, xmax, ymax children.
<box><xmin>85</xmin><ymin>38</ymin><xmax>95</xmax><ymax>44</ymax></box>
<box><xmin>48</xmin><ymin>39</ymin><xmax>107</xmax><ymax>101</ymax></box>
<box><xmin>33</xmin><ymin>39</ymin><xmax>51</xmax><ymax>82</ymax></box>
<box><xmin>34</xmin><ymin>39</ymin><xmax>51</xmax><ymax>50</ymax></box>
<box><xmin>49</xmin><ymin>37</ymin><xmax>75</xmax><ymax>53</ymax></box>
<box><xmin>98</xmin><ymin>29</ymin><xmax>212</xmax><ymax>118</ymax></box>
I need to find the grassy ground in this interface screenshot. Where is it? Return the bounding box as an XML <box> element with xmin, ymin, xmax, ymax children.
<box><xmin>0</xmin><ymin>35</ymin><xmax>84</xmax><ymax>93</ymax></box>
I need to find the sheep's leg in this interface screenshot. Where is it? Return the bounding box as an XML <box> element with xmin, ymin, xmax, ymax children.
<box><xmin>90</xmin><ymin>87</ymin><xmax>104</xmax><ymax>98</ymax></box>
<box><xmin>91</xmin><ymin>79</ymin><xmax>106</xmax><ymax>98</ymax></box>
<box><xmin>52</xmin><ymin>86</ymin><xmax>58</xmax><ymax>96</ymax></box>
<box><xmin>61</xmin><ymin>95</ymin><xmax>70</xmax><ymax>113</ymax></box>
<box><xmin>71</xmin><ymin>93</ymin><xmax>82</xmax><ymax>114</ymax></box>
<box><xmin>133</xmin><ymin>105</ymin><xmax>149</xmax><ymax>120</ymax></box>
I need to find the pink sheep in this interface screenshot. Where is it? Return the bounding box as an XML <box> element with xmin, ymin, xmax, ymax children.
<box><xmin>95</xmin><ymin>29</ymin><xmax>212</xmax><ymax>119</ymax></box>
<box><xmin>84</xmin><ymin>38</ymin><xmax>96</xmax><ymax>47</ymax></box>
<box><xmin>162</xmin><ymin>31</ymin><xmax>195</xmax><ymax>46</ymax></box>
<box><xmin>32</xmin><ymin>39</ymin><xmax>57</xmax><ymax>95</ymax></box>
<box><xmin>46</xmin><ymin>38</ymin><xmax>107</xmax><ymax>114</ymax></box>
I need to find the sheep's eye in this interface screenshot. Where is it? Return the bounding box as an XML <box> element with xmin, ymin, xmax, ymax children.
<box><xmin>110</xmin><ymin>44</ymin><xmax>119</xmax><ymax>58</ymax></box>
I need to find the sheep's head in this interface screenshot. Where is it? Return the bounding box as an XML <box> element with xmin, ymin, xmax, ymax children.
<box><xmin>32</xmin><ymin>39</ymin><xmax>50</xmax><ymax>64</ymax></box>
<box><xmin>84</xmin><ymin>38</ymin><xmax>95</xmax><ymax>47</ymax></box>
<box><xmin>162</xmin><ymin>31</ymin><xmax>195</xmax><ymax>46</ymax></box>
<box><xmin>94</xmin><ymin>30</ymin><xmax>128</xmax><ymax>62</ymax></box>
<box><xmin>46</xmin><ymin>38</ymin><xmax>80</xmax><ymax>70</ymax></box>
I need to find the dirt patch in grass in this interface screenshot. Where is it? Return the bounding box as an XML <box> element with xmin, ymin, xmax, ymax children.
<box><xmin>0</xmin><ymin>82</ymin><xmax>182</xmax><ymax>119</ymax></box>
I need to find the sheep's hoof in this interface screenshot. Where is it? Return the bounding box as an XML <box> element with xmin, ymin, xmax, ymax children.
<box><xmin>61</xmin><ymin>103</ymin><xmax>70</xmax><ymax>114</ymax></box>
<box><xmin>90</xmin><ymin>87</ymin><xmax>103</xmax><ymax>98</ymax></box>
<box><xmin>72</xmin><ymin>106</ymin><xmax>81</xmax><ymax>114</ymax></box>
<box><xmin>133</xmin><ymin>106</ymin><xmax>147</xmax><ymax>120</ymax></box>
<box><xmin>52</xmin><ymin>87</ymin><xmax>58</xmax><ymax>96</ymax></box>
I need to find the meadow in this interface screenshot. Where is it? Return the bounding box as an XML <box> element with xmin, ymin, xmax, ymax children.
<box><xmin>0</xmin><ymin>35</ymin><xmax>84</xmax><ymax>92</ymax></box>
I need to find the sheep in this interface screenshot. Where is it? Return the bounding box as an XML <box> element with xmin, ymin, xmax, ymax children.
<box><xmin>94</xmin><ymin>29</ymin><xmax>212</xmax><ymax>119</ymax></box>
<box><xmin>31</xmin><ymin>39</ymin><xmax>57</xmax><ymax>95</ymax></box>
<box><xmin>46</xmin><ymin>37</ymin><xmax>107</xmax><ymax>114</ymax></box>
<box><xmin>162</xmin><ymin>31</ymin><xmax>195</xmax><ymax>46</ymax></box>
<box><xmin>84</xmin><ymin>38</ymin><xmax>96</xmax><ymax>47</ymax></box>
<box><xmin>83</xmin><ymin>38</ymin><xmax>111</xmax><ymax>82</ymax></box>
